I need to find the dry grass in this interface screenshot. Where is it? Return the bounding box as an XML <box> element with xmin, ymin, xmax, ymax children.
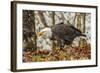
<box><xmin>23</xmin><ymin>44</ymin><xmax>91</xmax><ymax>62</ymax></box>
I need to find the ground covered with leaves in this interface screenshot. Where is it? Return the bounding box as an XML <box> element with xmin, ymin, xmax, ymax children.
<box><xmin>23</xmin><ymin>44</ymin><xmax>91</xmax><ymax>62</ymax></box>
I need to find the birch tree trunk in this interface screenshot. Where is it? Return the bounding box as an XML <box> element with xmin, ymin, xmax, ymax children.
<box><xmin>37</xmin><ymin>11</ymin><xmax>48</xmax><ymax>27</ymax></box>
<box><xmin>76</xmin><ymin>13</ymin><xmax>87</xmax><ymax>48</ymax></box>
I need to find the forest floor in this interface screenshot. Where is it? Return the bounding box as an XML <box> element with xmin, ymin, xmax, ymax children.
<box><xmin>23</xmin><ymin>44</ymin><xmax>91</xmax><ymax>62</ymax></box>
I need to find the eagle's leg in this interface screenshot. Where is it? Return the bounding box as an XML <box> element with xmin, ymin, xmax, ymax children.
<box><xmin>58</xmin><ymin>40</ymin><xmax>65</xmax><ymax>49</ymax></box>
<box><xmin>63</xmin><ymin>41</ymin><xmax>73</xmax><ymax>49</ymax></box>
<box><xmin>60</xmin><ymin>44</ymin><xmax>65</xmax><ymax>49</ymax></box>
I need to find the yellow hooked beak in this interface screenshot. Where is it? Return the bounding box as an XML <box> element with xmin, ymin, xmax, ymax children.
<box><xmin>37</xmin><ymin>31</ymin><xmax>44</xmax><ymax>37</ymax></box>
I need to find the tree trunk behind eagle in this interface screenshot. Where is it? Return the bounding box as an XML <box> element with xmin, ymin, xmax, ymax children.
<box><xmin>76</xmin><ymin>13</ymin><xmax>87</xmax><ymax>48</ymax></box>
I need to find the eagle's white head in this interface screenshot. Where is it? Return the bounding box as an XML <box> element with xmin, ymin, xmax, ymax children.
<box><xmin>36</xmin><ymin>27</ymin><xmax>52</xmax><ymax>51</ymax></box>
<box><xmin>37</xmin><ymin>27</ymin><xmax>52</xmax><ymax>38</ymax></box>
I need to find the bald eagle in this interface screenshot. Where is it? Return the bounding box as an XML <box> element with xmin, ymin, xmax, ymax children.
<box><xmin>52</xmin><ymin>22</ymin><xmax>86</xmax><ymax>48</ymax></box>
<box><xmin>38</xmin><ymin>22</ymin><xmax>86</xmax><ymax>49</ymax></box>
